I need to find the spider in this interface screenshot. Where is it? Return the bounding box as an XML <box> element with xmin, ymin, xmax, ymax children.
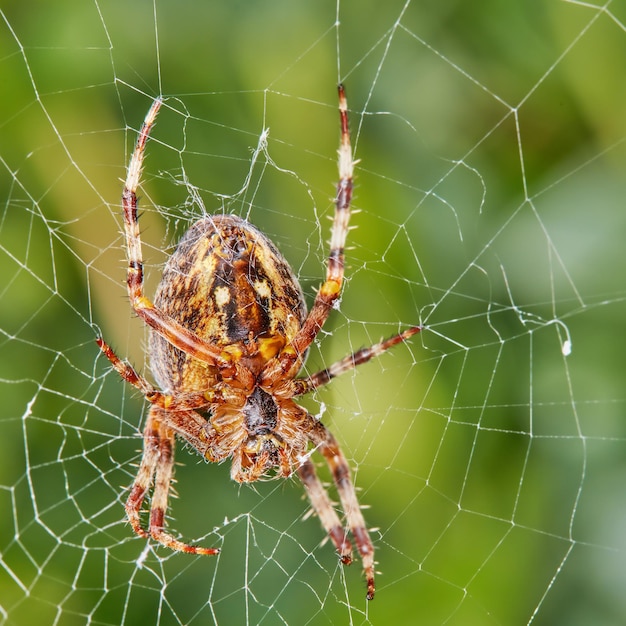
<box><xmin>97</xmin><ymin>86</ymin><xmax>420</xmax><ymax>600</ymax></box>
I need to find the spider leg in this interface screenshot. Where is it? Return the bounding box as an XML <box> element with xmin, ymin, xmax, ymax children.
<box><xmin>126</xmin><ymin>405</ymin><xmax>220</xmax><ymax>555</ymax></box>
<box><xmin>308</xmin><ymin>419</ymin><xmax>376</xmax><ymax>600</ymax></box>
<box><xmin>125</xmin><ymin>405</ymin><xmax>160</xmax><ymax>539</ymax></box>
<box><xmin>96</xmin><ymin>337</ymin><xmax>221</xmax><ymax>413</ymax></box>
<box><xmin>122</xmin><ymin>99</ymin><xmax>228</xmax><ymax>369</ymax></box>
<box><xmin>284</xmin><ymin>326</ymin><xmax>421</xmax><ymax>397</ymax></box>
<box><xmin>98</xmin><ymin>336</ymin><xmax>227</xmax><ymax>466</ymax></box>
<box><xmin>148</xmin><ymin>415</ymin><xmax>220</xmax><ymax>555</ymax></box>
<box><xmin>97</xmin><ymin>337</ymin><xmax>159</xmax><ymax>398</ymax></box>
<box><xmin>262</xmin><ymin>85</ymin><xmax>354</xmax><ymax>384</ymax></box>
<box><xmin>297</xmin><ymin>457</ymin><xmax>353</xmax><ymax>565</ymax></box>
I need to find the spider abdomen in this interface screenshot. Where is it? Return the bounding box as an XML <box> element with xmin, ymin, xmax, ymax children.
<box><xmin>149</xmin><ymin>214</ymin><xmax>307</xmax><ymax>391</ymax></box>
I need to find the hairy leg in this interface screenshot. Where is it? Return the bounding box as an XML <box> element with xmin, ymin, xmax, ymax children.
<box><xmin>308</xmin><ymin>419</ymin><xmax>376</xmax><ymax>600</ymax></box>
<box><xmin>283</xmin><ymin>326</ymin><xmax>421</xmax><ymax>397</ymax></box>
<box><xmin>297</xmin><ymin>457</ymin><xmax>353</xmax><ymax>564</ymax></box>
<box><xmin>125</xmin><ymin>406</ymin><xmax>219</xmax><ymax>555</ymax></box>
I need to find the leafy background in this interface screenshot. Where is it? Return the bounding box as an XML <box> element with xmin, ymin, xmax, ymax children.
<box><xmin>0</xmin><ymin>1</ymin><xmax>625</xmax><ymax>625</ymax></box>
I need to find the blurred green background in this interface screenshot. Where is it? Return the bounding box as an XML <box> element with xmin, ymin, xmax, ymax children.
<box><xmin>1</xmin><ymin>1</ymin><xmax>625</xmax><ymax>624</ymax></box>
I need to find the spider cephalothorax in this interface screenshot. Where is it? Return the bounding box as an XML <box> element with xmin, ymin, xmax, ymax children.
<box><xmin>97</xmin><ymin>87</ymin><xmax>419</xmax><ymax>600</ymax></box>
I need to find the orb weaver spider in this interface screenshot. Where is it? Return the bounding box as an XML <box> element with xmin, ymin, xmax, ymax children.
<box><xmin>97</xmin><ymin>86</ymin><xmax>420</xmax><ymax>599</ymax></box>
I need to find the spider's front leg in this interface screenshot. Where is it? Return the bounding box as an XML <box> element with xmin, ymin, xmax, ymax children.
<box><xmin>126</xmin><ymin>405</ymin><xmax>220</xmax><ymax>556</ymax></box>
<box><xmin>306</xmin><ymin>416</ymin><xmax>376</xmax><ymax>600</ymax></box>
<box><xmin>124</xmin><ymin>404</ymin><xmax>159</xmax><ymax>540</ymax></box>
<box><xmin>96</xmin><ymin>339</ymin><xmax>220</xmax><ymax>554</ymax></box>
<box><xmin>297</xmin><ymin>457</ymin><xmax>354</xmax><ymax>565</ymax></box>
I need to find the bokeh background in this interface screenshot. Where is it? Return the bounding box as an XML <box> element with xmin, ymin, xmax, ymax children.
<box><xmin>1</xmin><ymin>1</ymin><xmax>625</xmax><ymax>625</ymax></box>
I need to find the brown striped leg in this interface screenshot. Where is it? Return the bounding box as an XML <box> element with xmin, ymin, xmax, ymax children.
<box><xmin>121</xmin><ymin>99</ymin><xmax>226</xmax><ymax>368</ymax></box>
<box><xmin>97</xmin><ymin>337</ymin><xmax>159</xmax><ymax>399</ymax></box>
<box><xmin>262</xmin><ymin>85</ymin><xmax>354</xmax><ymax>384</ymax></box>
<box><xmin>309</xmin><ymin>419</ymin><xmax>376</xmax><ymax>600</ymax></box>
<box><xmin>124</xmin><ymin>406</ymin><xmax>160</xmax><ymax>538</ymax></box>
<box><xmin>125</xmin><ymin>406</ymin><xmax>219</xmax><ymax>555</ymax></box>
<box><xmin>286</xmin><ymin>326</ymin><xmax>421</xmax><ymax>396</ymax></box>
<box><xmin>297</xmin><ymin>457</ymin><xmax>353</xmax><ymax>565</ymax></box>
<box><xmin>292</xmin><ymin>85</ymin><xmax>353</xmax><ymax>352</ymax></box>
<box><xmin>97</xmin><ymin>337</ymin><xmax>222</xmax><ymax>455</ymax></box>
<box><xmin>147</xmin><ymin>418</ymin><xmax>219</xmax><ymax>555</ymax></box>
<box><xmin>96</xmin><ymin>337</ymin><xmax>219</xmax><ymax>413</ymax></box>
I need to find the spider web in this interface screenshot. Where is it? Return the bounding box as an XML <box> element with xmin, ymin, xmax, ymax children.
<box><xmin>1</xmin><ymin>0</ymin><xmax>625</xmax><ymax>624</ymax></box>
